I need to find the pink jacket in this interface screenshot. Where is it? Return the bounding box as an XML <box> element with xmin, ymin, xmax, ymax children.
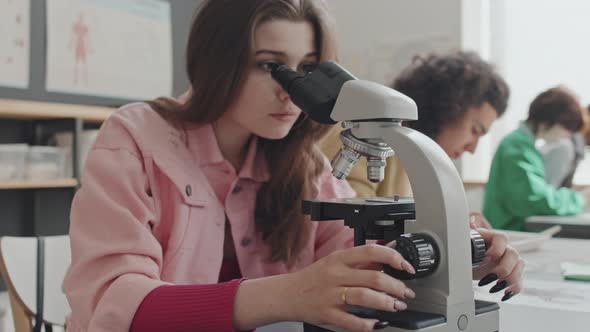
<box><xmin>64</xmin><ymin>102</ymin><xmax>355</xmax><ymax>332</ymax></box>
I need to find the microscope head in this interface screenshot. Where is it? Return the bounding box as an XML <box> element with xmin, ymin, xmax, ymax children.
<box><xmin>271</xmin><ymin>61</ymin><xmax>418</xmax><ymax>123</ymax></box>
<box><xmin>272</xmin><ymin>62</ymin><xmax>418</xmax><ymax>182</ymax></box>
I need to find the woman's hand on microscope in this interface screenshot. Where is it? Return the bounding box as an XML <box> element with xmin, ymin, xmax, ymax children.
<box><xmin>287</xmin><ymin>244</ymin><xmax>416</xmax><ymax>332</ymax></box>
<box><xmin>473</xmin><ymin>228</ymin><xmax>524</xmax><ymax>302</ymax></box>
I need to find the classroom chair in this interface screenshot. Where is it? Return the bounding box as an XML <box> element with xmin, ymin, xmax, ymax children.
<box><xmin>0</xmin><ymin>236</ymin><xmax>70</xmax><ymax>332</ymax></box>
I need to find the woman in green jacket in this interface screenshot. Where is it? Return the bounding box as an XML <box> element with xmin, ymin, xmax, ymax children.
<box><xmin>483</xmin><ymin>86</ymin><xmax>590</xmax><ymax>230</ymax></box>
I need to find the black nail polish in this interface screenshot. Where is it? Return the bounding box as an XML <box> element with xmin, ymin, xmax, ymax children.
<box><xmin>374</xmin><ymin>321</ymin><xmax>389</xmax><ymax>330</ymax></box>
<box><xmin>478</xmin><ymin>273</ymin><xmax>498</xmax><ymax>287</ymax></box>
<box><xmin>490</xmin><ymin>280</ymin><xmax>508</xmax><ymax>293</ymax></box>
<box><xmin>501</xmin><ymin>291</ymin><xmax>514</xmax><ymax>302</ymax></box>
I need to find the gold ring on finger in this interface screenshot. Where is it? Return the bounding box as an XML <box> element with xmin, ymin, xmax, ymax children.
<box><xmin>341</xmin><ymin>287</ymin><xmax>350</xmax><ymax>305</ymax></box>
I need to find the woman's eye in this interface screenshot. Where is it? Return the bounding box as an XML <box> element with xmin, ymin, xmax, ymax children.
<box><xmin>298</xmin><ymin>63</ymin><xmax>317</xmax><ymax>74</ymax></box>
<box><xmin>258</xmin><ymin>62</ymin><xmax>279</xmax><ymax>72</ymax></box>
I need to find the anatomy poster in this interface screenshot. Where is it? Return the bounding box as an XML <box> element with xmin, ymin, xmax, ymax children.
<box><xmin>46</xmin><ymin>0</ymin><xmax>172</xmax><ymax>100</ymax></box>
<box><xmin>0</xmin><ymin>0</ymin><xmax>30</xmax><ymax>88</ymax></box>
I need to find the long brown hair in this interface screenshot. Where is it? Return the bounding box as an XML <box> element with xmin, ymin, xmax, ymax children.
<box><xmin>146</xmin><ymin>0</ymin><xmax>338</xmax><ymax>264</ymax></box>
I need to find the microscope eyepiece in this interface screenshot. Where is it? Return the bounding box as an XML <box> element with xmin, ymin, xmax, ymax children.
<box><xmin>270</xmin><ymin>61</ymin><xmax>356</xmax><ymax>124</ymax></box>
<box><xmin>270</xmin><ymin>64</ymin><xmax>302</xmax><ymax>93</ymax></box>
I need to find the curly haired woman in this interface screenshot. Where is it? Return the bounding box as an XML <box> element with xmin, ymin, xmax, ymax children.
<box><xmin>321</xmin><ymin>51</ymin><xmax>509</xmax><ymax>214</ymax></box>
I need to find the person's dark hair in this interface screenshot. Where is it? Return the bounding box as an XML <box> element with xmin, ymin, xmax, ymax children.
<box><xmin>527</xmin><ymin>86</ymin><xmax>585</xmax><ymax>134</ymax></box>
<box><xmin>392</xmin><ymin>51</ymin><xmax>509</xmax><ymax>140</ymax></box>
<box><xmin>145</xmin><ymin>0</ymin><xmax>337</xmax><ymax>265</ymax></box>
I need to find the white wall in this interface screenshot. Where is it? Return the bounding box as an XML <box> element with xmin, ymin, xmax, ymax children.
<box><xmin>490</xmin><ymin>0</ymin><xmax>590</xmax><ymax>141</ymax></box>
<box><xmin>459</xmin><ymin>0</ymin><xmax>495</xmax><ymax>182</ymax></box>
<box><xmin>327</xmin><ymin>0</ymin><xmax>462</xmax><ymax>84</ymax></box>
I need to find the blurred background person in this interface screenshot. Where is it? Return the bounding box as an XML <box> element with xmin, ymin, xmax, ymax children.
<box><xmin>483</xmin><ymin>86</ymin><xmax>590</xmax><ymax>231</ymax></box>
<box><xmin>540</xmin><ymin>104</ymin><xmax>590</xmax><ymax>188</ymax></box>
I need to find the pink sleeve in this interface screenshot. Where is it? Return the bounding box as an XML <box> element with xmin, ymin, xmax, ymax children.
<box><xmin>131</xmin><ymin>279</ymin><xmax>248</xmax><ymax>332</ymax></box>
<box><xmin>313</xmin><ymin>158</ymin><xmax>356</xmax><ymax>260</ymax></box>
<box><xmin>64</xmin><ymin>116</ymin><xmax>167</xmax><ymax>332</ymax></box>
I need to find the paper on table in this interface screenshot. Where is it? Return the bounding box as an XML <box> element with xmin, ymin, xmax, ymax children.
<box><xmin>561</xmin><ymin>262</ymin><xmax>590</xmax><ymax>282</ymax></box>
<box><xmin>502</xmin><ymin>226</ymin><xmax>561</xmax><ymax>252</ymax></box>
<box><xmin>527</xmin><ymin>213</ymin><xmax>590</xmax><ymax>224</ymax></box>
<box><xmin>475</xmin><ymin>278</ymin><xmax>590</xmax><ymax>312</ymax></box>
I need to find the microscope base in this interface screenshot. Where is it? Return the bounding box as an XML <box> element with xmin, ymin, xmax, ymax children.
<box><xmin>303</xmin><ymin>300</ymin><xmax>499</xmax><ymax>331</ymax></box>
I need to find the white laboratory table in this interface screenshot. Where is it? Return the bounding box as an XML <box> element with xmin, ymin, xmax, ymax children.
<box><xmin>526</xmin><ymin>213</ymin><xmax>590</xmax><ymax>238</ymax></box>
<box><xmin>475</xmin><ymin>237</ymin><xmax>590</xmax><ymax>332</ymax></box>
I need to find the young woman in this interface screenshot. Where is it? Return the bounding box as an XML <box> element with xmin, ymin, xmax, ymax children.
<box><xmin>484</xmin><ymin>86</ymin><xmax>590</xmax><ymax>231</ymax></box>
<box><xmin>321</xmin><ymin>51</ymin><xmax>508</xmax><ymax>229</ymax></box>
<box><xmin>64</xmin><ymin>2</ymin><xmax>523</xmax><ymax>331</ymax></box>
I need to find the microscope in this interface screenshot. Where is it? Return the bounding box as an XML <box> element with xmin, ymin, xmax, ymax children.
<box><xmin>271</xmin><ymin>62</ymin><xmax>499</xmax><ymax>332</ymax></box>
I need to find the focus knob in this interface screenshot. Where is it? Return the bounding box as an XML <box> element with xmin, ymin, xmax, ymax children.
<box><xmin>470</xmin><ymin>229</ymin><xmax>487</xmax><ymax>267</ymax></box>
<box><xmin>385</xmin><ymin>233</ymin><xmax>439</xmax><ymax>280</ymax></box>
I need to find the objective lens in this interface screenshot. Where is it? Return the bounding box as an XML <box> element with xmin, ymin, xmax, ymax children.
<box><xmin>331</xmin><ymin>147</ymin><xmax>360</xmax><ymax>179</ymax></box>
<box><xmin>366</xmin><ymin>157</ymin><xmax>387</xmax><ymax>183</ymax></box>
